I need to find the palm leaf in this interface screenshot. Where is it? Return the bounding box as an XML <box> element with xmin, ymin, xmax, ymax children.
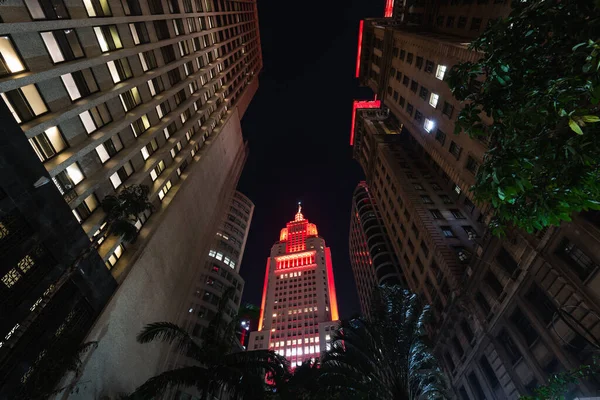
<box><xmin>128</xmin><ymin>366</ymin><xmax>209</xmax><ymax>399</ymax></box>
<box><xmin>136</xmin><ymin>322</ymin><xmax>201</xmax><ymax>357</ymax></box>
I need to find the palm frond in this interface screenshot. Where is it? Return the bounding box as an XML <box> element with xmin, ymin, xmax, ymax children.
<box><xmin>128</xmin><ymin>366</ymin><xmax>208</xmax><ymax>399</ymax></box>
<box><xmin>136</xmin><ymin>322</ymin><xmax>201</xmax><ymax>357</ymax></box>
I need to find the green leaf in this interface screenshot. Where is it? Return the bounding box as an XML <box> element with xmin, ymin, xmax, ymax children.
<box><xmin>583</xmin><ymin>63</ymin><xmax>593</xmax><ymax>73</ymax></box>
<box><xmin>582</xmin><ymin>115</ymin><xmax>600</xmax><ymax>123</ymax></box>
<box><xmin>568</xmin><ymin>118</ymin><xmax>584</xmax><ymax>135</ymax></box>
<box><xmin>500</xmin><ymin>64</ymin><xmax>509</xmax><ymax>72</ymax></box>
<box><xmin>498</xmin><ymin>188</ymin><xmax>506</xmax><ymax>200</ymax></box>
<box><xmin>496</xmin><ymin>75</ymin><xmax>506</xmax><ymax>85</ymax></box>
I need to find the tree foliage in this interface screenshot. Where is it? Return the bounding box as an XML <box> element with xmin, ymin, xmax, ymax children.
<box><xmin>446</xmin><ymin>0</ymin><xmax>600</xmax><ymax>234</ymax></box>
<box><xmin>129</xmin><ymin>287</ymin><xmax>289</xmax><ymax>399</ymax></box>
<box><xmin>100</xmin><ymin>184</ymin><xmax>154</xmax><ymax>243</ymax></box>
<box><xmin>318</xmin><ymin>286</ymin><xmax>449</xmax><ymax>400</ymax></box>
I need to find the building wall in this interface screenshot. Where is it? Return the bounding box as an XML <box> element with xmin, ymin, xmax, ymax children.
<box><xmin>349</xmin><ymin>181</ymin><xmax>403</xmax><ymax>316</ymax></box>
<box><xmin>0</xmin><ymin>101</ymin><xmax>116</xmax><ymax>398</ymax></box>
<box><xmin>352</xmin><ymin>7</ymin><xmax>600</xmax><ymax>397</ymax></box>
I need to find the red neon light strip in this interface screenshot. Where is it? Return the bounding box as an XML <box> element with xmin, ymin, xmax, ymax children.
<box><xmin>350</xmin><ymin>99</ymin><xmax>381</xmax><ymax>145</ymax></box>
<box><xmin>257</xmin><ymin>257</ymin><xmax>270</xmax><ymax>331</ymax></box>
<box><xmin>355</xmin><ymin>20</ymin><xmax>364</xmax><ymax>78</ymax></box>
<box><xmin>325</xmin><ymin>248</ymin><xmax>339</xmax><ymax>321</ymax></box>
<box><xmin>384</xmin><ymin>0</ymin><xmax>394</xmax><ymax>17</ymax></box>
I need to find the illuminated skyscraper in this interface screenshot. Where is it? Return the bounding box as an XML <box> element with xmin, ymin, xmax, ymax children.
<box><xmin>248</xmin><ymin>205</ymin><xmax>339</xmax><ymax>368</ymax></box>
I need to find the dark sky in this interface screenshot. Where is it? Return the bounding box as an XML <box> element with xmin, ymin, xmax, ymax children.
<box><xmin>237</xmin><ymin>0</ymin><xmax>384</xmax><ymax>319</ymax></box>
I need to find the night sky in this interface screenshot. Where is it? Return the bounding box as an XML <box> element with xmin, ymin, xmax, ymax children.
<box><xmin>237</xmin><ymin>0</ymin><xmax>384</xmax><ymax>319</ymax></box>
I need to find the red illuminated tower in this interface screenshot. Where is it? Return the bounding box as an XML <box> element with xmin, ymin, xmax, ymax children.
<box><xmin>247</xmin><ymin>204</ymin><xmax>339</xmax><ymax>367</ymax></box>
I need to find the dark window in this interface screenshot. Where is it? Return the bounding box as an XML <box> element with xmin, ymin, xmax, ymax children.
<box><xmin>458</xmin><ymin>16</ymin><xmax>468</xmax><ymax>29</ymax></box>
<box><xmin>462</xmin><ymin>225</ymin><xmax>478</xmax><ymax>239</ymax></box>
<box><xmin>406</xmin><ymin>103</ymin><xmax>414</xmax><ymax>116</ymax></box>
<box><xmin>419</xmin><ymin>86</ymin><xmax>429</xmax><ymax>100</ymax></box>
<box><xmin>410</xmin><ymin>80</ymin><xmax>418</xmax><ymax>93</ymax></box>
<box><xmin>444</xmin><ymin>352</ymin><xmax>456</xmax><ymax>372</ymax></box>
<box><xmin>452</xmin><ymin>336</ymin><xmax>464</xmax><ymax>358</ymax></box>
<box><xmin>430</xmin><ymin>209</ymin><xmax>444</xmax><ymax>219</ymax></box>
<box><xmin>468</xmin><ymin>372</ymin><xmax>486</xmax><ymax>400</ymax></box>
<box><xmin>436</xmin><ymin>15</ymin><xmax>444</xmax><ymax>26</ymax></box>
<box><xmin>458</xmin><ymin>386</ymin><xmax>470</xmax><ymax>400</ymax></box>
<box><xmin>441</xmin><ymin>226</ymin><xmax>455</xmax><ymax>238</ymax></box>
<box><xmin>130</xmin><ymin>22</ymin><xmax>150</xmax><ymax>44</ymax></box>
<box><xmin>399</xmin><ymin>49</ymin><xmax>406</xmax><ymax>60</ymax></box>
<box><xmin>449</xmin><ymin>141</ymin><xmax>462</xmax><ymax>159</ymax></box>
<box><xmin>25</xmin><ymin>0</ymin><xmax>69</xmax><ymax>19</ymax></box>
<box><xmin>161</xmin><ymin>45</ymin><xmax>177</xmax><ymax>63</ymax></box>
<box><xmin>406</xmin><ymin>52</ymin><xmax>413</xmax><ymax>64</ymax></box>
<box><xmin>446</xmin><ymin>16</ymin><xmax>455</xmax><ymax>27</ymax></box>
<box><xmin>421</xmin><ymin>195</ymin><xmax>433</xmax><ymax>204</ymax></box>
<box><xmin>450</xmin><ymin>209</ymin><xmax>465</xmax><ymax>219</ymax></box>
<box><xmin>416</xmin><ymin>56</ymin><xmax>423</xmax><ymax>69</ymax></box>
<box><xmin>466</xmin><ymin>156</ymin><xmax>479</xmax><ymax>174</ymax></box>
<box><xmin>425</xmin><ymin>60</ymin><xmax>435</xmax><ymax>73</ymax></box>
<box><xmin>485</xmin><ymin>271</ymin><xmax>503</xmax><ymax>297</ymax></box>
<box><xmin>399</xmin><ymin>96</ymin><xmax>406</xmax><ymax>108</ymax></box>
<box><xmin>470</xmin><ymin>17</ymin><xmax>482</xmax><ymax>31</ymax></box>
<box><xmin>496</xmin><ymin>247</ymin><xmax>518</xmax><ymax>276</ymax></box>
<box><xmin>402</xmin><ymin>76</ymin><xmax>410</xmax><ymax>86</ymax></box>
<box><xmin>525</xmin><ymin>283</ymin><xmax>557</xmax><ymax>325</ymax></box>
<box><xmin>431</xmin><ymin>183</ymin><xmax>442</xmax><ymax>191</ymax></box>
<box><xmin>442</xmin><ymin>101</ymin><xmax>455</xmax><ymax>118</ymax></box>
<box><xmin>498</xmin><ymin>329</ymin><xmax>521</xmax><ymax>364</ymax></box>
<box><xmin>475</xmin><ymin>291</ymin><xmax>490</xmax><ymax>315</ymax></box>
<box><xmin>414</xmin><ymin>110</ymin><xmax>423</xmax><ymax>122</ymax></box>
<box><xmin>464</xmin><ymin>197</ymin><xmax>476</xmax><ymax>213</ymax></box>
<box><xmin>510</xmin><ymin>307</ymin><xmax>539</xmax><ymax>346</ymax></box>
<box><xmin>461</xmin><ymin>320</ymin><xmax>474</xmax><ymax>342</ymax></box>
<box><xmin>147</xmin><ymin>0</ymin><xmax>163</xmax><ymax>14</ymax></box>
<box><xmin>439</xmin><ymin>195</ymin><xmax>452</xmax><ymax>204</ymax></box>
<box><xmin>154</xmin><ymin>20</ymin><xmax>171</xmax><ymax>40</ymax></box>
<box><xmin>556</xmin><ymin>238</ymin><xmax>598</xmax><ymax>281</ymax></box>
<box><xmin>435</xmin><ymin>129</ymin><xmax>446</xmax><ymax>145</ymax></box>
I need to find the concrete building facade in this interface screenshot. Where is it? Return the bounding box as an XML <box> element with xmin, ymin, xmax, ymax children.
<box><xmin>349</xmin><ymin>180</ymin><xmax>403</xmax><ymax>317</ymax></box>
<box><xmin>248</xmin><ymin>206</ymin><xmax>339</xmax><ymax>368</ymax></box>
<box><xmin>0</xmin><ymin>0</ymin><xmax>262</xmax><ymax>395</ymax></box>
<box><xmin>351</xmin><ymin>2</ymin><xmax>600</xmax><ymax>399</ymax></box>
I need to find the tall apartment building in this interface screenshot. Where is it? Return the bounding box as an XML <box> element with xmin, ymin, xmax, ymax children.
<box><xmin>0</xmin><ymin>102</ymin><xmax>117</xmax><ymax>399</ymax></box>
<box><xmin>0</xmin><ymin>0</ymin><xmax>262</xmax><ymax>395</ymax></box>
<box><xmin>167</xmin><ymin>190</ymin><xmax>254</xmax><ymax>399</ymax></box>
<box><xmin>349</xmin><ymin>181</ymin><xmax>403</xmax><ymax>317</ymax></box>
<box><xmin>248</xmin><ymin>206</ymin><xmax>339</xmax><ymax>368</ymax></box>
<box><xmin>351</xmin><ymin>3</ymin><xmax>600</xmax><ymax>399</ymax></box>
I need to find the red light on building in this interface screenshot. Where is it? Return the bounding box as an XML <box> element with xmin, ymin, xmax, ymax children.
<box><xmin>384</xmin><ymin>0</ymin><xmax>394</xmax><ymax>17</ymax></box>
<box><xmin>258</xmin><ymin>258</ymin><xmax>270</xmax><ymax>331</ymax></box>
<box><xmin>355</xmin><ymin>20</ymin><xmax>364</xmax><ymax>78</ymax></box>
<box><xmin>325</xmin><ymin>248</ymin><xmax>339</xmax><ymax>321</ymax></box>
<box><xmin>350</xmin><ymin>99</ymin><xmax>381</xmax><ymax>145</ymax></box>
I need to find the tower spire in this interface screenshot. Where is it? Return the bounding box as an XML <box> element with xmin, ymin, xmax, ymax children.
<box><xmin>295</xmin><ymin>201</ymin><xmax>304</xmax><ymax>221</ymax></box>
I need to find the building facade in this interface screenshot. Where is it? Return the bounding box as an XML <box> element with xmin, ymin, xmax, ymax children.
<box><xmin>351</xmin><ymin>3</ymin><xmax>600</xmax><ymax>399</ymax></box>
<box><xmin>0</xmin><ymin>0</ymin><xmax>262</xmax><ymax>395</ymax></box>
<box><xmin>349</xmin><ymin>180</ymin><xmax>403</xmax><ymax>317</ymax></box>
<box><xmin>167</xmin><ymin>190</ymin><xmax>254</xmax><ymax>399</ymax></box>
<box><xmin>0</xmin><ymin>102</ymin><xmax>117</xmax><ymax>399</ymax></box>
<box><xmin>248</xmin><ymin>206</ymin><xmax>339</xmax><ymax>368</ymax></box>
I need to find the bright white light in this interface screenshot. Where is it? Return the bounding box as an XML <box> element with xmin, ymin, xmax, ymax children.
<box><xmin>424</xmin><ymin>118</ymin><xmax>435</xmax><ymax>133</ymax></box>
<box><xmin>436</xmin><ymin>65</ymin><xmax>447</xmax><ymax>80</ymax></box>
<box><xmin>429</xmin><ymin>93</ymin><xmax>439</xmax><ymax>108</ymax></box>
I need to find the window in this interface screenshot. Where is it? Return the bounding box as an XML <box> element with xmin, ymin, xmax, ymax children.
<box><xmin>83</xmin><ymin>0</ymin><xmax>111</xmax><ymax>16</ymax></box>
<box><xmin>156</xmin><ymin>101</ymin><xmax>171</xmax><ymax>119</ymax></box>
<box><xmin>434</xmin><ymin>129</ymin><xmax>446</xmax><ymax>146</ymax></box>
<box><xmin>425</xmin><ymin>60</ymin><xmax>434</xmax><ymax>73</ymax></box>
<box><xmin>429</xmin><ymin>93</ymin><xmax>439</xmax><ymax>108</ymax></box>
<box><xmin>448</xmin><ymin>209</ymin><xmax>464</xmax><ymax>219</ymax></box>
<box><xmin>496</xmin><ymin>247</ymin><xmax>519</xmax><ymax>276</ymax></box>
<box><xmin>147</xmin><ymin>0</ymin><xmax>164</xmax><ymax>14</ymax></box>
<box><xmin>464</xmin><ymin>197</ymin><xmax>476</xmax><ymax>213</ymax></box>
<box><xmin>441</xmin><ymin>226</ymin><xmax>455</xmax><ymax>238</ymax></box>
<box><xmin>150</xmin><ymin>160</ymin><xmax>166</xmax><ymax>181</ymax></box>
<box><xmin>497</xmin><ymin>329</ymin><xmax>521</xmax><ymax>364</ymax></box>
<box><xmin>525</xmin><ymin>283</ymin><xmax>557</xmax><ymax>325</ymax></box>
<box><xmin>53</xmin><ymin>162</ymin><xmax>84</xmax><ymax>194</ymax></box>
<box><xmin>119</xmin><ymin>87</ymin><xmax>142</xmax><ymax>112</ymax></box>
<box><xmin>154</xmin><ymin>20</ymin><xmax>170</xmax><ymax>40</ymax></box>
<box><xmin>170</xmin><ymin>141</ymin><xmax>183</xmax><ymax>158</ymax></box>
<box><xmin>475</xmin><ymin>291</ymin><xmax>490</xmax><ymax>315</ymax></box>
<box><xmin>129</xmin><ymin>22</ymin><xmax>150</xmax><ymax>45</ymax></box>
<box><xmin>442</xmin><ymin>101</ymin><xmax>454</xmax><ymax>118</ymax></box>
<box><xmin>452</xmin><ymin>336</ymin><xmax>464</xmax><ymax>358</ymax></box>
<box><xmin>424</xmin><ymin>118</ymin><xmax>435</xmax><ymax>133</ymax></box>
<box><xmin>468</xmin><ymin>372</ymin><xmax>486</xmax><ymax>400</ymax></box>
<box><xmin>461</xmin><ymin>320</ymin><xmax>474</xmax><ymax>342</ymax></box>
<box><xmin>406</xmin><ymin>103</ymin><xmax>414</xmax><ymax>116</ymax></box>
<box><xmin>0</xmin><ymin>36</ymin><xmax>26</xmax><ymax>77</ymax></box>
<box><xmin>462</xmin><ymin>225</ymin><xmax>478</xmax><ymax>239</ymax></box>
<box><xmin>510</xmin><ymin>307</ymin><xmax>538</xmax><ymax>346</ymax></box>
<box><xmin>431</xmin><ymin>183</ymin><xmax>442</xmax><ymax>191</ymax></box>
<box><xmin>446</xmin><ymin>16</ymin><xmax>455</xmax><ymax>27</ymax></box>
<box><xmin>413</xmin><ymin>183</ymin><xmax>424</xmax><ymax>191</ymax></box>
<box><xmin>399</xmin><ymin>96</ymin><xmax>405</xmax><ymax>108</ymax></box>
<box><xmin>105</xmin><ymin>244</ymin><xmax>124</xmax><ymax>269</ymax></box>
<box><xmin>158</xmin><ymin>180</ymin><xmax>173</xmax><ymax>201</ymax></box>
<box><xmin>419</xmin><ymin>86</ymin><xmax>429</xmax><ymax>101</ymax></box>
<box><xmin>402</xmin><ymin>76</ymin><xmax>409</xmax><ymax>87</ymax></box>
<box><xmin>449</xmin><ymin>141</ymin><xmax>462</xmax><ymax>160</ymax></box>
<box><xmin>95</xmin><ymin>135</ymin><xmax>123</xmax><ymax>163</ymax></box>
<box><xmin>173</xmin><ymin>19</ymin><xmax>184</xmax><ymax>36</ymax></box>
<box><xmin>29</xmin><ymin>126</ymin><xmax>67</xmax><ymax>162</ymax></box>
<box><xmin>436</xmin><ymin>65</ymin><xmax>447</xmax><ymax>80</ymax></box>
<box><xmin>466</xmin><ymin>156</ymin><xmax>479</xmax><ymax>174</ymax></box>
<box><xmin>80</xmin><ymin>103</ymin><xmax>111</xmax><ymax>134</ymax></box>
<box><xmin>399</xmin><ymin>49</ymin><xmax>406</xmax><ymax>60</ymax></box>
<box><xmin>406</xmin><ymin>53</ymin><xmax>413</xmax><ymax>64</ymax></box>
<box><xmin>73</xmin><ymin>193</ymin><xmax>99</xmax><ymax>222</ymax></box>
<box><xmin>420</xmin><ymin>241</ymin><xmax>429</xmax><ymax>257</ymax></box>
<box><xmin>61</xmin><ymin>69</ymin><xmax>99</xmax><ymax>101</ymax></box>
<box><xmin>556</xmin><ymin>238</ymin><xmax>598</xmax><ymax>281</ymax></box>
<box><xmin>421</xmin><ymin>195</ymin><xmax>433</xmax><ymax>204</ymax></box>
<box><xmin>110</xmin><ymin>162</ymin><xmax>134</xmax><ymax>189</ymax></box>
<box><xmin>148</xmin><ymin>77</ymin><xmax>164</xmax><ymax>96</ymax></box>
<box><xmin>415</xmin><ymin>56</ymin><xmax>423</xmax><ymax>69</ymax></box>
<box><xmin>458</xmin><ymin>16</ymin><xmax>468</xmax><ymax>29</ymax></box>
<box><xmin>94</xmin><ymin>25</ymin><xmax>123</xmax><ymax>52</ymax></box>
<box><xmin>137</xmin><ymin>138</ymin><xmax>157</xmax><ymax>160</ymax></box>
<box><xmin>1</xmin><ymin>84</ymin><xmax>48</xmax><ymax>123</ymax></box>
<box><xmin>121</xmin><ymin>0</ymin><xmax>142</xmax><ymax>14</ymax></box>
<box><xmin>430</xmin><ymin>209</ymin><xmax>444</xmax><ymax>220</ymax></box>
<box><xmin>471</xmin><ymin>17</ymin><xmax>482</xmax><ymax>31</ymax></box>
<box><xmin>485</xmin><ymin>271</ymin><xmax>503</xmax><ymax>297</ymax></box>
<box><xmin>414</xmin><ymin>110</ymin><xmax>423</xmax><ymax>123</ymax></box>
<box><xmin>131</xmin><ymin>115</ymin><xmax>150</xmax><ymax>137</ymax></box>
<box><xmin>24</xmin><ymin>0</ymin><xmax>68</xmax><ymax>19</ymax></box>
<box><xmin>410</xmin><ymin>80</ymin><xmax>418</xmax><ymax>93</ymax></box>
<box><xmin>139</xmin><ymin>50</ymin><xmax>158</xmax><ymax>71</ymax></box>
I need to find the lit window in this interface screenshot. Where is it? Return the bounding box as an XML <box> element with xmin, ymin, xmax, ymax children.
<box><xmin>209</xmin><ymin>250</ymin><xmax>216</xmax><ymax>257</ymax></box>
<box><xmin>2</xmin><ymin>268</ymin><xmax>21</xmax><ymax>288</ymax></box>
<box><xmin>94</xmin><ymin>25</ymin><xmax>123</xmax><ymax>52</ymax></box>
<box><xmin>436</xmin><ymin>65</ymin><xmax>447</xmax><ymax>80</ymax></box>
<box><xmin>109</xmin><ymin>161</ymin><xmax>134</xmax><ymax>189</ymax></box>
<box><xmin>158</xmin><ymin>180</ymin><xmax>172</xmax><ymax>201</ymax></box>
<box><xmin>429</xmin><ymin>93</ymin><xmax>439</xmax><ymax>108</ymax></box>
<box><xmin>29</xmin><ymin>126</ymin><xmax>67</xmax><ymax>162</ymax></box>
<box><xmin>83</xmin><ymin>0</ymin><xmax>111</xmax><ymax>16</ymax></box>
<box><xmin>107</xmin><ymin>58</ymin><xmax>132</xmax><ymax>83</ymax></box>
<box><xmin>215</xmin><ymin>252</ymin><xmax>223</xmax><ymax>261</ymax></box>
<box><xmin>0</xmin><ymin>37</ymin><xmax>25</xmax><ymax>76</ymax></box>
<box><xmin>424</xmin><ymin>118</ymin><xmax>435</xmax><ymax>132</ymax></box>
<box><xmin>150</xmin><ymin>160</ymin><xmax>166</xmax><ymax>181</ymax></box>
<box><xmin>1</xmin><ymin>85</ymin><xmax>48</xmax><ymax>123</ymax></box>
<box><xmin>66</xmin><ymin>163</ymin><xmax>85</xmax><ymax>185</ymax></box>
<box><xmin>105</xmin><ymin>244</ymin><xmax>124</xmax><ymax>269</ymax></box>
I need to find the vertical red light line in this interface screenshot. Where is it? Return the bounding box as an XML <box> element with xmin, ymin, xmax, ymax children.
<box><xmin>350</xmin><ymin>100</ymin><xmax>359</xmax><ymax>146</ymax></box>
<box><xmin>258</xmin><ymin>257</ymin><xmax>270</xmax><ymax>330</ymax></box>
<box><xmin>384</xmin><ymin>0</ymin><xmax>394</xmax><ymax>17</ymax></box>
<box><xmin>355</xmin><ymin>20</ymin><xmax>364</xmax><ymax>78</ymax></box>
<box><xmin>325</xmin><ymin>248</ymin><xmax>339</xmax><ymax>321</ymax></box>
